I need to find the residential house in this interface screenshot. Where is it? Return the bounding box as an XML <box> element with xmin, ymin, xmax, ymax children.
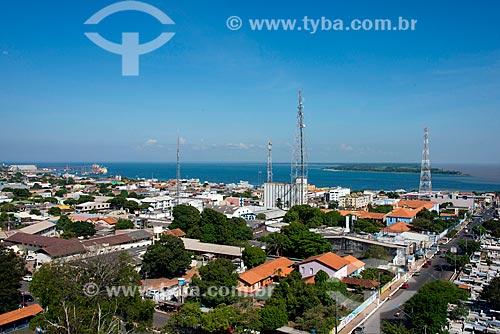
<box><xmin>205</xmin><ymin>204</ymin><xmax>256</xmax><ymax>220</ymax></box>
<box><xmin>0</xmin><ymin>304</ymin><xmax>43</xmax><ymax>333</ymax></box>
<box><xmin>343</xmin><ymin>255</ymin><xmax>365</xmax><ymax>276</ymax></box>
<box><xmin>297</xmin><ymin>252</ymin><xmax>349</xmax><ymax>279</ymax></box>
<box><xmin>18</xmin><ymin>221</ymin><xmax>57</xmax><ymax>237</ymax></box>
<box><xmin>396</xmin><ymin>200</ymin><xmax>439</xmax><ymax>212</ymax></box>
<box><xmin>385</xmin><ymin>207</ymin><xmax>422</xmax><ymax>226</ymax></box>
<box><xmin>238</xmin><ymin>257</ymin><xmax>294</xmax><ymax>293</ymax></box>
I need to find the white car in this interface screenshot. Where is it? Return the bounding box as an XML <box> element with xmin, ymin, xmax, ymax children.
<box><xmin>22</xmin><ymin>275</ymin><xmax>33</xmax><ymax>282</ymax></box>
<box><xmin>25</xmin><ymin>255</ymin><xmax>36</xmax><ymax>261</ymax></box>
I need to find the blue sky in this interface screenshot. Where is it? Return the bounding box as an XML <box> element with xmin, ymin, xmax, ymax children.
<box><xmin>1</xmin><ymin>0</ymin><xmax>499</xmax><ymax>163</ymax></box>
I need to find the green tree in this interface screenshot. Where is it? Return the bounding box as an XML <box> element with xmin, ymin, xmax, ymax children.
<box><xmin>261</xmin><ymin>232</ymin><xmax>291</xmax><ymax>257</ymax></box>
<box><xmin>123</xmin><ymin>200</ymin><xmax>139</xmax><ymax>213</ymax></box>
<box><xmin>284</xmin><ymin>205</ymin><xmax>326</xmax><ymax>228</ymax></box>
<box><xmin>201</xmin><ymin>304</ymin><xmax>240</xmax><ymax>333</ymax></box>
<box><xmin>256</xmin><ymin>213</ymin><xmax>267</xmax><ymax>220</ymax></box>
<box><xmin>191</xmin><ymin>258</ymin><xmax>238</xmax><ymax>306</ymax></box>
<box><xmin>446</xmin><ymin>253</ymin><xmax>470</xmax><ymax>269</ymax></box>
<box><xmin>1</xmin><ymin>203</ymin><xmax>17</xmax><ymax>212</ymax></box>
<box><xmin>382</xmin><ymin>321</ymin><xmax>413</xmax><ymax>334</ymax></box>
<box><xmin>458</xmin><ymin>240</ymin><xmax>481</xmax><ymax>255</ymax></box>
<box><xmin>325</xmin><ymin>210</ymin><xmax>343</xmax><ymax>227</ymax></box>
<box><xmin>170</xmin><ymin>204</ymin><xmax>201</xmax><ymax>232</ymax></box>
<box><xmin>266</xmin><ymin>271</ymin><xmax>323</xmax><ymax>321</ymax></box>
<box><xmin>115</xmin><ymin>219</ymin><xmax>134</xmax><ymax>230</ymax></box>
<box><xmin>29</xmin><ymin>208</ymin><xmax>41</xmax><ymax>215</ymax></box>
<box><xmin>314</xmin><ymin>270</ymin><xmax>330</xmax><ymax>284</ymax></box>
<box><xmin>281</xmin><ymin>222</ymin><xmax>331</xmax><ymax>258</ymax></box>
<box><xmin>369</xmin><ymin>205</ymin><xmax>393</xmax><ymax>214</ymax></box>
<box><xmin>141</xmin><ymin>234</ymin><xmax>191</xmax><ymax>278</ymax></box>
<box><xmin>480</xmin><ymin>277</ymin><xmax>500</xmax><ymax>310</ymax></box>
<box><xmin>55</xmin><ymin>189</ymin><xmax>68</xmax><ymax>197</ymax></box>
<box><xmin>30</xmin><ymin>252</ymin><xmax>154</xmax><ymax>334</ymax></box>
<box><xmin>108</xmin><ymin>196</ymin><xmax>126</xmax><ymax>210</ymax></box>
<box><xmin>449</xmin><ymin>302</ymin><xmax>469</xmax><ymax>320</ymax></box>
<box><xmin>0</xmin><ymin>246</ymin><xmax>26</xmax><ymax>313</ymax></box>
<box><xmin>296</xmin><ymin>304</ymin><xmax>338</xmax><ymax>334</ymax></box>
<box><xmin>242</xmin><ymin>246</ymin><xmax>267</xmax><ymax>269</ymax></box>
<box><xmin>166</xmin><ymin>301</ymin><xmax>203</xmax><ymax>334</ymax></box>
<box><xmin>404</xmin><ymin>280</ymin><xmax>468</xmax><ymax>333</ymax></box>
<box><xmin>57</xmin><ymin>216</ymin><xmax>96</xmax><ymax>238</ymax></box>
<box><xmin>259</xmin><ymin>304</ymin><xmax>288</xmax><ymax>332</ymax></box>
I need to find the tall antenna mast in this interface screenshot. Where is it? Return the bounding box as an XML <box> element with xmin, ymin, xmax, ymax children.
<box><xmin>267</xmin><ymin>141</ymin><xmax>273</xmax><ymax>183</ymax></box>
<box><xmin>176</xmin><ymin>136</ymin><xmax>181</xmax><ymax>205</ymax></box>
<box><xmin>419</xmin><ymin>127</ymin><xmax>432</xmax><ymax>194</ymax></box>
<box><xmin>291</xmin><ymin>89</ymin><xmax>308</xmax><ymax>206</ymax></box>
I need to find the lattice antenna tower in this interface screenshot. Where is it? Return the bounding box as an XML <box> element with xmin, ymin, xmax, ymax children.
<box><xmin>267</xmin><ymin>141</ymin><xmax>273</xmax><ymax>183</ymax></box>
<box><xmin>291</xmin><ymin>89</ymin><xmax>308</xmax><ymax>205</ymax></box>
<box><xmin>176</xmin><ymin>136</ymin><xmax>181</xmax><ymax>205</ymax></box>
<box><xmin>419</xmin><ymin>127</ymin><xmax>432</xmax><ymax>193</ymax></box>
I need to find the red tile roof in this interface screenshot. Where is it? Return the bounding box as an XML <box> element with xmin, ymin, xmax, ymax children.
<box><xmin>0</xmin><ymin>304</ymin><xmax>43</xmax><ymax>326</ymax></box>
<box><xmin>239</xmin><ymin>257</ymin><xmax>294</xmax><ymax>286</ymax></box>
<box><xmin>343</xmin><ymin>255</ymin><xmax>365</xmax><ymax>275</ymax></box>
<box><xmin>302</xmin><ymin>275</ymin><xmax>316</xmax><ymax>284</ymax></box>
<box><xmin>380</xmin><ymin>222</ymin><xmax>412</xmax><ymax>233</ymax></box>
<box><xmin>386</xmin><ymin>207</ymin><xmax>422</xmax><ymax>219</ymax></box>
<box><xmin>336</xmin><ymin>210</ymin><xmax>386</xmax><ymax>221</ymax></box>
<box><xmin>299</xmin><ymin>252</ymin><xmax>349</xmax><ymax>271</ymax></box>
<box><xmin>397</xmin><ymin>200</ymin><xmax>436</xmax><ymax>210</ymax></box>
<box><xmin>341</xmin><ymin>277</ymin><xmax>380</xmax><ymax>289</ymax></box>
<box><xmin>165</xmin><ymin>228</ymin><xmax>186</xmax><ymax>238</ymax></box>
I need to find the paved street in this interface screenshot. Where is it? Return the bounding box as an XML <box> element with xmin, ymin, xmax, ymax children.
<box><xmin>347</xmin><ymin>207</ymin><xmax>496</xmax><ymax>334</ymax></box>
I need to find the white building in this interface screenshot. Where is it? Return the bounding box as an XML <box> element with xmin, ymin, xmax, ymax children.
<box><xmin>263</xmin><ymin>178</ymin><xmax>307</xmax><ymax>209</ymax></box>
<box><xmin>326</xmin><ymin>187</ymin><xmax>351</xmax><ymax>202</ymax></box>
<box><xmin>141</xmin><ymin>196</ymin><xmax>173</xmax><ymax>211</ymax></box>
<box><xmin>76</xmin><ymin>201</ymin><xmax>111</xmax><ymax>212</ymax></box>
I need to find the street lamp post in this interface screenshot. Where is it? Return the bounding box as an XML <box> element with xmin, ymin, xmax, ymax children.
<box><xmin>450</xmin><ymin>247</ymin><xmax>458</xmax><ymax>275</ymax></box>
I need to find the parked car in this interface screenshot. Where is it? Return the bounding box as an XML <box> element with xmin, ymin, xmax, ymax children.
<box><xmin>423</xmin><ymin>262</ymin><xmax>430</xmax><ymax>268</ymax></box>
<box><xmin>22</xmin><ymin>275</ymin><xmax>33</xmax><ymax>282</ymax></box>
<box><xmin>353</xmin><ymin>326</ymin><xmax>365</xmax><ymax>334</ymax></box>
<box><xmin>401</xmin><ymin>283</ymin><xmax>409</xmax><ymax>289</ymax></box>
<box><xmin>413</xmin><ymin>271</ymin><xmax>421</xmax><ymax>276</ymax></box>
<box><xmin>25</xmin><ymin>255</ymin><xmax>35</xmax><ymax>261</ymax></box>
<box><xmin>145</xmin><ymin>289</ymin><xmax>159</xmax><ymax>299</ymax></box>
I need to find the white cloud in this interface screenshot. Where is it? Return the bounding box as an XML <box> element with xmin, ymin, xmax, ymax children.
<box><xmin>226</xmin><ymin>143</ymin><xmax>254</xmax><ymax>150</ymax></box>
<box><xmin>340</xmin><ymin>144</ymin><xmax>353</xmax><ymax>151</ymax></box>
<box><xmin>145</xmin><ymin>139</ymin><xmax>158</xmax><ymax>146</ymax></box>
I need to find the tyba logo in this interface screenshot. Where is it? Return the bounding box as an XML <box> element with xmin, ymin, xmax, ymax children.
<box><xmin>84</xmin><ymin>1</ymin><xmax>175</xmax><ymax>76</ymax></box>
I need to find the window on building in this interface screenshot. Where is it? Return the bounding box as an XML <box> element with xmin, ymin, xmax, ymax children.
<box><xmin>309</xmin><ymin>268</ymin><xmax>314</xmax><ymax>275</ymax></box>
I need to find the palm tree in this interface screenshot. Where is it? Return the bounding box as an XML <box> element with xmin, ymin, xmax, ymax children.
<box><xmin>265</xmin><ymin>233</ymin><xmax>289</xmax><ymax>257</ymax></box>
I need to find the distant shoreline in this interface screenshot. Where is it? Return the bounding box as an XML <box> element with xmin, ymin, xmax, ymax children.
<box><xmin>321</xmin><ymin>164</ymin><xmax>465</xmax><ymax>176</ymax></box>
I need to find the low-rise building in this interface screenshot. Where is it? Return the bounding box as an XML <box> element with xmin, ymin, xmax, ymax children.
<box><xmin>238</xmin><ymin>257</ymin><xmax>294</xmax><ymax>294</ymax></box>
<box><xmin>298</xmin><ymin>252</ymin><xmax>349</xmax><ymax>279</ymax></box>
<box><xmin>76</xmin><ymin>201</ymin><xmax>111</xmax><ymax>212</ymax></box>
<box><xmin>338</xmin><ymin>193</ymin><xmax>371</xmax><ymax>210</ymax></box>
